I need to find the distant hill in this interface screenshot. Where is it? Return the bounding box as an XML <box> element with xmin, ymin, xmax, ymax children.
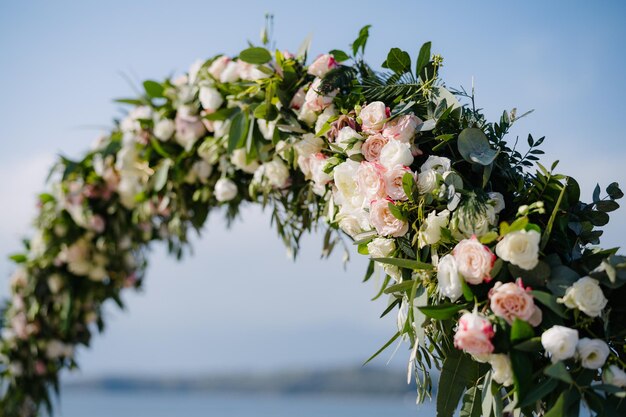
<box><xmin>65</xmin><ymin>367</ymin><xmax>427</xmax><ymax>397</ymax></box>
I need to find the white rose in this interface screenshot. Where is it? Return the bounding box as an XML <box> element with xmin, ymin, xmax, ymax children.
<box><xmin>369</xmin><ymin>199</ymin><xmax>408</xmax><ymax>237</ymax></box>
<box><xmin>175</xmin><ymin>106</ymin><xmax>206</xmax><ymax>150</ymax></box>
<box><xmin>418</xmin><ymin>209</ymin><xmax>450</xmax><ymax>248</ymax></box>
<box><xmin>333</xmin><ymin>160</ymin><xmax>365</xmax><ymax>209</ymax></box>
<box><xmin>307</xmin><ymin>54</ymin><xmax>338</xmax><ymax>78</ymax></box>
<box><xmin>186</xmin><ymin>160</ymin><xmax>213</xmax><ymax>184</ymax></box>
<box><xmin>220</xmin><ymin>61</ymin><xmax>241</xmax><ymax>83</ymax></box>
<box><xmin>208</xmin><ymin>56</ymin><xmax>230</xmax><ymax>80</ymax></box>
<box><xmin>541</xmin><ymin>325</ymin><xmax>579</xmax><ymax>363</ymax></box>
<box><xmin>421</xmin><ymin>156</ymin><xmax>451</xmax><ymax>174</ymax></box>
<box><xmin>214</xmin><ymin>178</ymin><xmax>238</xmax><ymax>202</ymax></box>
<box><xmin>335</xmin><ymin>126</ymin><xmax>363</xmax><ymax>157</ymax></box>
<box><xmin>255</xmin><ymin>159</ymin><xmax>290</xmax><ymax>189</ymax></box>
<box><xmin>603</xmin><ymin>365</ymin><xmax>626</xmax><ymax>388</ymax></box>
<box><xmin>417</xmin><ymin>169</ymin><xmax>438</xmax><ymax>194</ymax></box>
<box><xmin>576</xmin><ymin>338</ymin><xmax>610</xmax><ymax>369</ymax></box>
<box><xmin>488</xmin><ymin>192</ymin><xmax>505</xmax><ymax>214</ymax></box>
<box><xmin>356</xmin><ymin>161</ymin><xmax>386</xmax><ymax>202</ymax></box>
<box><xmin>558</xmin><ymin>277</ymin><xmax>608</xmax><ymax>318</ymax></box>
<box><xmin>298</xmin><ymin>102</ymin><xmax>319</xmax><ymax>125</ymax></box>
<box><xmin>495</xmin><ymin>229</ymin><xmax>540</xmax><ymax>270</ymax></box>
<box><xmin>294</xmin><ymin>133</ymin><xmax>324</xmax><ymax>159</ymax></box>
<box><xmin>379</xmin><ymin>140</ymin><xmax>414</xmax><ymax>170</ymax></box>
<box><xmin>199</xmin><ymin>86</ymin><xmax>224</xmax><ymax>112</ymax></box>
<box><xmin>437</xmin><ymin>254</ymin><xmax>462</xmax><ymax>302</ymax></box>
<box><xmin>231</xmin><ymin>149</ymin><xmax>260</xmax><ymax>174</ymax></box>
<box><xmin>360</xmin><ymin>101</ymin><xmax>387</xmax><ymax>133</ymax></box>
<box><xmin>153</xmin><ymin>119</ymin><xmax>175</xmax><ymax>141</ymax></box>
<box><xmin>188</xmin><ymin>59</ymin><xmax>203</xmax><ymax>84</ymax></box>
<box><xmin>453</xmin><ymin>236</ymin><xmax>496</xmax><ymax>285</ymax></box>
<box><xmin>337</xmin><ymin>206</ymin><xmax>371</xmax><ymax>238</ymax></box>
<box><xmin>367</xmin><ymin>238</ymin><xmax>396</xmax><ymax>259</ymax></box>
<box><xmin>489</xmin><ymin>354</ymin><xmax>514</xmax><ymax>387</ymax></box>
<box><xmin>315</xmin><ymin>106</ymin><xmax>337</xmax><ymax>135</ymax></box>
<box><xmin>257</xmin><ymin>119</ymin><xmax>276</xmax><ymax>141</ymax></box>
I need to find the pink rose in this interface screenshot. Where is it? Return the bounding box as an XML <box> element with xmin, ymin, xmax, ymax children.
<box><xmin>384</xmin><ymin>165</ymin><xmax>411</xmax><ymax>201</ymax></box>
<box><xmin>369</xmin><ymin>199</ymin><xmax>408</xmax><ymax>237</ymax></box>
<box><xmin>382</xmin><ymin>114</ymin><xmax>422</xmax><ymax>143</ymax></box>
<box><xmin>452</xmin><ymin>236</ymin><xmax>496</xmax><ymax>285</ymax></box>
<box><xmin>208</xmin><ymin>55</ymin><xmax>231</xmax><ymax>80</ymax></box>
<box><xmin>454</xmin><ymin>312</ymin><xmax>495</xmax><ymax>356</ymax></box>
<box><xmin>290</xmin><ymin>87</ymin><xmax>306</xmax><ymax>110</ymax></box>
<box><xmin>357</xmin><ymin>161</ymin><xmax>387</xmax><ymax>202</ymax></box>
<box><xmin>360</xmin><ymin>101</ymin><xmax>389</xmax><ymax>134</ymax></box>
<box><xmin>307</xmin><ymin>54</ymin><xmax>339</xmax><ymax>78</ymax></box>
<box><xmin>362</xmin><ymin>134</ymin><xmax>389</xmax><ymax>162</ymax></box>
<box><xmin>304</xmin><ymin>78</ymin><xmax>336</xmax><ymax>112</ymax></box>
<box><xmin>175</xmin><ymin>109</ymin><xmax>206</xmax><ymax>150</ymax></box>
<box><xmin>489</xmin><ymin>279</ymin><xmax>543</xmax><ymax>326</ymax></box>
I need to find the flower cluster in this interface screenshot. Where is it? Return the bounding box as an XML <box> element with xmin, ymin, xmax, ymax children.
<box><xmin>1</xmin><ymin>24</ymin><xmax>626</xmax><ymax>417</ymax></box>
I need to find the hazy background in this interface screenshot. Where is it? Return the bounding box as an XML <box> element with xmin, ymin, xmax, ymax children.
<box><xmin>1</xmin><ymin>0</ymin><xmax>625</xmax><ymax>379</ymax></box>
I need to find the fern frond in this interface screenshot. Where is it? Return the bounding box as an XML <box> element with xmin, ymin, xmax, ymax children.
<box><xmin>359</xmin><ymin>71</ymin><xmax>424</xmax><ymax>103</ymax></box>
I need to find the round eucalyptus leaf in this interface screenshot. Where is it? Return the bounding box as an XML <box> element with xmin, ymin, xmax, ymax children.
<box><xmin>457</xmin><ymin>127</ymin><xmax>498</xmax><ymax>166</ymax></box>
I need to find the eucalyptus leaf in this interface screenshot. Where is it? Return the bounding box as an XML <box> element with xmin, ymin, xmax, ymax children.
<box><xmin>457</xmin><ymin>128</ymin><xmax>498</xmax><ymax>166</ymax></box>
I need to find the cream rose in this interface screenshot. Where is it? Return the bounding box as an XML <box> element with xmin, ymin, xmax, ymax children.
<box><xmin>451</xmin><ymin>205</ymin><xmax>496</xmax><ymax>240</ymax></box>
<box><xmin>603</xmin><ymin>365</ymin><xmax>626</xmax><ymax>388</ymax></box>
<box><xmin>333</xmin><ymin>160</ymin><xmax>365</xmax><ymax>209</ymax></box>
<box><xmin>254</xmin><ymin>159</ymin><xmax>290</xmax><ymax>189</ymax></box>
<box><xmin>337</xmin><ymin>206</ymin><xmax>371</xmax><ymax>238</ymax></box>
<box><xmin>383</xmin><ymin>165</ymin><xmax>411</xmax><ymax>201</ymax></box>
<box><xmin>382</xmin><ymin>114</ymin><xmax>421</xmax><ymax>143</ymax></box>
<box><xmin>175</xmin><ymin>106</ymin><xmax>206</xmax><ymax>150</ymax></box>
<box><xmin>361</xmin><ymin>134</ymin><xmax>388</xmax><ymax>162</ymax></box>
<box><xmin>231</xmin><ymin>149</ymin><xmax>260</xmax><ymax>174</ymax></box>
<box><xmin>558</xmin><ymin>277</ymin><xmax>608</xmax><ymax>318</ymax></box>
<box><xmin>214</xmin><ymin>178</ymin><xmax>238</xmax><ymax>202</ymax></box>
<box><xmin>153</xmin><ymin>119</ymin><xmax>175</xmax><ymax>141</ymax></box>
<box><xmin>208</xmin><ymin>56</ymin><xmax>230</xmax><ymax>79</ymax></box>
<box><xmin>489</xmin><ymin>279</ymin><xmax>542</xmax><ymax>326</ymax></box>
<box><xmin>335</xmin><ymin>126</ymin><xmax>363</xmax><ymax>157</ymax></box>
<box><xmin>489</xmin><ymin>354</ymin><xmax>514</xmax><ymax>387</ymax></box>
<box><xmin>419</xmin><ymin>209</ymin><xmax>450</xmax><ymax>248</ymax></box>
<box><xmin>541</xmin><ymin>325</ymin><xmax>578</xmax><ymax>363</ymax></box>
<box><xmin>421</xmin><ymin>156</ymin><xmax>451</xmax><ymax>174</ymax></box>
<box><xmin>495</xmin><ymin>229</ymin><xmax>540</xmax><ymax>270</ymax></box>
<box><xmin>199</xmin><ymin>86</ymin><xmax>224</xmax><ymax>112</ymax></box>
<box><xmin>576</xmin><ymin>338</ymin><xmax>610</xmax><ymax>369</ymax></box>
<box><xmin>454</xmin><ymin>312</ymin><xmax>495</xmax><ymax>356</ymax></box>
<box><xmin>367</xmin><ymin>238</ymin><xmax>396</xmax><ymax>259</ymax></box>
<box><xmin>437</xmin><ymin>254</ymin><xmax>462</xmax><ymax>302</ymax></box>
<box><xmin>369</xmin><ymin>199</ymin><xmax>408</xmax><ymax>237</ymax></box>
<box><xmin>379</xmin><ymin>140</ymin><xmax>414</xmax><ymax>170</ymax></box>
<box><xmin>453</xmin><ymin>236</ymin><xmax>495</xmax><ymax>285</ymax></box>
<box><xmin>359</xmin><ymin>101</ymin><xmax>387</xmax><ymax>133</ymax></box>
<box><xmin>307</xmin><ymin>54</ymin><xmax>338</xmax><ymax>78</ymax></box>
<box><xmin>417</xmin><ymin>169</ymin><xmax>438</xmax><ymax>195</ymax></box>
<box><xmin>220</xmin><ymin>60</ymin><xmax>241</xmax><ymax>83</ymax></box>
<box><xmin>356</xmin><ymin>161</ymin><xmax>387</xmax><ymax>202</ymax></box>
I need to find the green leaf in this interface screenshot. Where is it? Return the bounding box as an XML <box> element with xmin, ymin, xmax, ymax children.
<box><xmin>514</xmin><ymin>337</ymin><xmax>543</xmax><ymax>352</ymax></box>
<box><xmin>239</xmin><ymin>47</ymin><xmax>272</xmax><ymax>65</ymax></box>
<box><xmin>387</xmin><ymin>201</ymin><xmax>407</xmax><ymax>221</ymax></box>
<box><xmin>383</xmin><ymin>280</ymin><xmax>416</xmax><ymax>294</ymax></box>
<box><xmin>607</xmin><ymin>182</ymin><xmax>624</xmax><ymax>200</ymax></box>
<box><xmin>372</xmin><ymin>257</ymin><xmax>434</xmax><ymax>271</ymax></box>
<box><xmin>518</xmin><ymin>377</ymin><xmax>559</xmax><ymax>408</ymax></box>
<box><xmin>460</xmin><ymin>277</ymin><xmax>474</xmax><ymax>302</ymax></box>
<box><xmin>351</xmin><ymin>25</ymin><xmax>371</xmax><ymax>56</ymax></box>
<box><xmin>510</xmin><ymin>350</ymin><xmax>533</xmax><ymax>402</ymax></box>
<box><xmin>402</xmin><ymin>172</ymin><xmax>416</xmax><ymax>202</ymax></box>
<box><xmin>253</xmin><ymin>102</ymin><xmax>278</xmax><ymax>121</ymax></box>
<box><xmin>143</xmin><ymin>80</ymin><xmax>164</xmax><ymax>98</ymax></box>
<box><xmin>386</xmin><ymin>47</ymin><xmax>411</xmax><ymax>74</ymax></box>
<box><xmin>546</xmin><ymin>265</ymin><xmax>579</xmax><ymax>297</ymax></box>
<box><xmin>437</xmin><ymin>350</ymin><xmax>476</xmax><ymax>417</ymax></box>
<box><xmin>530</xmin><ymin>290</ymin><xmax>568</xmax><ymax>318</ymax></box>
<box><xmin>329</xmin><ymin>49</ymin><xmax>350</xmax><ymax>62</ymax></box>
<box><xmin>457</xmin><ymin>128</ymin><xmax>498</xmax><ymax>166</ymax></box>
<box><xmin>416</xmin><ymin>41</ymin><xmax>432</xmax><ymax>79</ymax></box>
<box><xmin>510</xmin><ymin>318</ymin><xmax>534</xmax><ymax>343</ymax></box>
<box><xmin>9</xmin><ymin>253</ymin><xmax>27</xmax><ymax>263</ymax></box>
<box><xmin>418</xmin><ymin>302</ymin><xmax>468</xmax><ymax>320</ymax></box>
<box><xmin>596</xmin><ymin>200</ymin><xmax>620</xmax><ymax>212</ymax></box>
<box><xmin>227</xmin><ymin>111</ymin><xmax>249</xmax><ymax>153</ymax></box>
<box><xmin>152</xmin><ymin>159</ymin><xmax>172</xmax><ymax>192</ymax></box>
<box><xmin>544</xmin><ymin>361</ymin><xmax>573</xmax><ymax>384</ymax></box>
<box><xmin>363</xmin><ymin>331</ymin><xmax>400</xmax><ymax>365</ymax></box>
<box><xmin>460</xmin><ymin>386</ymin><xmax>482</xmax><ymax>417</ymax></box>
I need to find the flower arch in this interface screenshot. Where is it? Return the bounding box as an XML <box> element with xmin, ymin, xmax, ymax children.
<box><xmin>2</xmin><ymin>24</ymin><xmax>626</xmax><ymax>417</ymax></box>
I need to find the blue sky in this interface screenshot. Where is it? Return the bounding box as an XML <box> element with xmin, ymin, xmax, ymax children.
<box><xmin>1</xmin><ymin>1</ymin><xmax>625</xmax><ymax>377</ymax></box>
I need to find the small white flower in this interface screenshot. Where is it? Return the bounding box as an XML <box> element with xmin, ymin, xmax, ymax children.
<box><xmin>153</xmin><ymin>119</ymin><xmax>175</xmax><ymax>141</ymax></box>
<box><xmin>199</xmin><ymin>86</ymin><xmax>224</xmax><ymax>112</ymax></box>
<box><xmin>576</xmin><ymin>338</ymin><xmax>610</xmax><ymax>369</ymax></box>
<box><xmin>541</xmin><ymin>325</ymin><xmax>579</xmax><ymax>363</ymax></box>
<box><xmin>367</xmin><ymin>238</ymin><xmax>396</xmax><ymax>259</ymax></box>
<box><xmin>231</xmin><ymin>149</ymin><xmax>260</xmax><ymax>174</ymax></box>
<box><xmin>489</xmin><ymin>354</ymin><xmax>514</xmax><ymax>387</ymax></box>
<box><xmin>437</xmin><ymin>254</ymin><xmax>462</xmax><ymax>302</ymax></box>
<box><xmin>603</xmin><ymin>365</ymin><xmax>626</xmax><ymax>388</ymax></box>
<box><xmin>417</xmin><ymin>169</ymin><xmax>438</xmax><ymax>194</ymax></box>
<box><xmin>214</xmin><ymin>178</ymin><xmax>238</xmax><ymax>202</ymax></box>
<box><xmin>418</xmin><ymin>209</ymin><xmax>450</xmax><ymax>248</ymax></box>
<box><xmin>488</xmin><ymin>192</ymin><xmax>506</xmax><ymax>214</ymax></box>
<box><xmin>420</xmin><ymin>156</ymin><xmax>451</xmax><ymax>174</ymax></box>
<box><xmin>558</xmin><ymin>277</ymin><xmax>608</xmax><ymax>318</ymax></box>
<box><xmin>335</xmin><ymin>126</ymin><xmax>363</xmax><ymax>157</ymax></box>
<box><xmin>495</xmin><ymin>229</ymin><xmax>540</xmax><ymax>270</ymax></box>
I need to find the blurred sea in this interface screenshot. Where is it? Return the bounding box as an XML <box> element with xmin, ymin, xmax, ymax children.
<box><xmin>56</xmin><ymin>390</ymin><xmax>434</xmax><ymax>417</ymax></box>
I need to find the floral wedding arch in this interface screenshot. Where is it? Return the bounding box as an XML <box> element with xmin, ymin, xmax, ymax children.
<box><xmin>2</xmin><ymin>22</ymin><xmax>626</xmax><ymax>417</ymax></box>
